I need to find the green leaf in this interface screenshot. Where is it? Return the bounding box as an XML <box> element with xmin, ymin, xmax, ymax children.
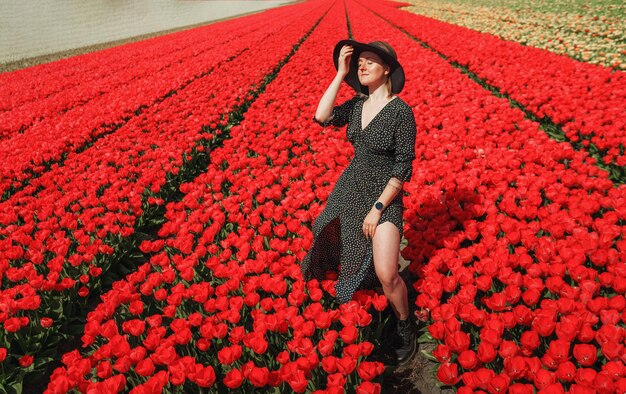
<box><xmin>417</xmin><ymin>330</ymin><xmax>436</xmax><ymax>344</ymax></box>
<box><xmin>5</xmin><ymin>381</ymin><xmax>22</xmax><ymax>394</ymax></box>
<box><xmin>421</xmin><ymin>349</ymin><xmax>438</xmax><ymax>362</ymax></box>
<box><xmin>0</xmin><ymin>371</ymin><xmax>24</xmax><ymax>394</ymax></box>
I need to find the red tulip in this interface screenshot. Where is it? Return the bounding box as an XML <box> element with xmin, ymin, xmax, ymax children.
<box><xmin>223</xmin><ymin>368</ymin><xmax>243</xmax><ymax>389</ymax></box>
<box><xmin>512</xmin><ymin>305</ymin><xmax>533</xmax><ymax>326</ymax></box>
<box><xmin>533</xmin><ymin>368</ymin><xmax>554</xmax><ymax>390</ymax></box>
<box><xmin>575</xmin><ymin>368</ymin><xmax>597</xmax><ymax>387</ymax></box>
<box><xmin>594</xmin><ymin>372</ymin><xmax>615</xmax><ymax>394</ymax></box>
<box><xmin>532</xmin><ymin>316</ymin><xmax>556</xmax><ymax>337</ymax></box>
<box><xmin>428</xmin><ymin>321</ymin><xmax>445</xmax><ymax>340</ymax></box>
<box><xmin>432</xmin><ymin>345</ymin><xmax>452</xmax><ymax>363</ymax></box>
<box><xmin>577</xmin><ymin>324</ymin><xmax>596</xmax><ymax>342</ymax></box>
<box><xmin>4</xmin><ymin>317</ymin><xmax>23</xmax><ymax>333</ymax></box>
<box><xmin>96</xmin><ymin>361</ymin><xmax>113</xmax><ymax>379</ymax></box>
<box><xmin>573</xmin><ymin>344</ymin><xmax>597</xmax><ymax>367</ymax></box>
<box><xmin>283</xmin><ymin>366</ymin><xmax>307</xmax><ymax>393</ymax></box>
<box><xmin>547</xmin><ymin>339</ymin><xmax>571</xmax><ymax>364</ymax></box>
<box><xmin>18</xmin><ymin>355</ymin><xmax>34</xmax><ymax>368</ymax></box>
<box><xmin>317</xmin><ymin>339</ymin><xmax>335</xmax><ymax>357</ymax></box>
<box><xmin>359</xmin><ymin>342</ymin><xmax>374</xmax><ymax>357</ymax></box>
<box><xmin>457</xmin><ymin>350</ymin><xmax>478</xmax><ymax>370</ymax></box>
<box><xmin>134</xmin><ymin>358</ymin><xmax>155</xmax><ymax>377</ymax></box>
<box><xmin>336</xmin><ymin>356</ymin><xmax>356</xmax><ymax>375</ymax></box>
<box><xmin>477</xmin><ymin>342</ymin><xmax>497</xmax><ymax>363</ymax></box>
<box><xmin>247</xmin><ymin>366</ymin><xmax>268</xmax><ymax>388</ymax></box>
<box><xmin>617</xmin><ymin>378</ymin><xmax>626</xmax><ymax>393</ymax></box>
<box><xmin>521</xmin><ymin>288</ymin><xmax>541</xmax><ymax>307</ymax></box>
<box><xmin>41</xmin><ymin>317</ymin><xmax>54</xmax><ymax>328</ymax></box>
<box><xmin>343</xmin><ymin>344</ymin><xmax>361</xmax><ymax>360</ymax></box>
<box><xmin>538</xmin><ymin>383</ymin><xmax>566</xmax><ymax>393</ymax></box>
<box><xmin>151</xmin><ymin>345</ymin><xmax>177</xmax><ymax>366</ymax></box>
<box><xmin>128</xmin><ymin>346</ymin><xmax>147</xmax><ymax>365</ymax></box>
<box><xmin>555</xmin><ymin>315</ymin><xmax>581</xmax><ymax>342</ymax></box>
<box><xmin>371</xmin><ymin>293</ymin><xmax>388</xmax><ymax>312</ymax></box>
<box><xmin>113</xmin><ymin>356</ymin><xmax>132</xmax><ymax>374</ymax></box>
<box><xmin>327</xmin><ymin>372</ymin><xmax>346</xmax><ymax>388</ymax></box>
<box><xmin>602</xmin><ymin>360</ymin><xmax>624</xmax><ymax>379</ymax></box>
<box><xmin>497</xmin><ymin>340</ymin><xmax>519</xmax><ymax>359</ymax></box>
<box><xmin>357</xmin><ymin>361</ymin><xmax>384</xmax><ymax>381</ymax></box>
<box><xmin>473</xmin><ymin>367</ymin><xmax>496</xmax><ymax>389</ymax></box>
<box><xmin>356</xmin><ymin>381</ymin><xmax>381</xmax><ymax>394</ymax></box>
<box><xmin>436</xmin><ymin>363</ymin><xmax>460</xmax><ymax>385</ymax></box>
<box><xmin>217</xmin><ymin>345</ymin><xmax>242</xmax><ymax>365</ymax></box>
<box><xmin>487</xmin><ymin>373</ymin><xmax>510</xmax><ymax>393</ymax></box>
<box><xmin>596</xmin><ymin>324</ymin><xmax>623</xmax><ymax>345</ymax></box>
<box><xmin>445</xmin><ymin>330</ymin><xmax>470</xmax><ymax>353</ymax></box>
<box><xmin>601</xmin><ymin>341</ymin><xmax>623</xmax><ymax>360</ymax></box>
<box><xmin>508</xmin><ymin>383</ymin><xmax>534</xmax><ymax>394</ymax></box>
<box><xmin>520</xmin><ymin>330</ymin><xmax>540</xmax><ymax>352</ymax></box>
<box><xmin>339</xmin><ymin>325</ymin><xmax>359</xmax><ymax>344</ymax></box>
<box><xmin>480</xmin><ymin>327</ymin><xmax>502</xmax><ymax>347</ymax></box>
<box><xmin>321</xmin><ymin>356</ymin><xmax>338</xmax><ymax>374</ymax></box>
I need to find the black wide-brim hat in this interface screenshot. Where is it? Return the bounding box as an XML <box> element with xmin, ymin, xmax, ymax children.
<box><xmin>332</xmin><ymin>39</ymin><xmax>405</xmax><ymax>95</ymax></box>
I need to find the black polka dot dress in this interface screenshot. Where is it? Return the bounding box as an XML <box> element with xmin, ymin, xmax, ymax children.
<box><xmin>300</xmin><ymin>93</ymin><xmax>417</xmax><ymax>304</ymax></box>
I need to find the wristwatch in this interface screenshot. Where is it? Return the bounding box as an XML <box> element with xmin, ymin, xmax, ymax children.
<box><xmin>374</xmin><ymin>201</ymin><xmax>384</xmax><ymax>211</ymax></box>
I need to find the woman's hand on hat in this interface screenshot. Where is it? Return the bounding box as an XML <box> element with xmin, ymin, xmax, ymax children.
<box><xmin>337</xmin><ymin>44</ymin><xmax>353</xmax><ymax>77</ymax></box>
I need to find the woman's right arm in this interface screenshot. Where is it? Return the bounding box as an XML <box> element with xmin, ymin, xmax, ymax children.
<box><xmin>313</xmin><ymin>72</ymin><xmax>347</xmax><ymax>125</ymax></box>
<box><xmin>313</xmin><ymin>44</ymin><xmax>353</xmax><ymax>127</ymax></box>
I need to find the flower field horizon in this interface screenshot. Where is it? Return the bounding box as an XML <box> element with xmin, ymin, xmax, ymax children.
<box><xmin>1</xmin><ymin>0</ymin><xmax>625</xmax><ymax>393</ymax></box>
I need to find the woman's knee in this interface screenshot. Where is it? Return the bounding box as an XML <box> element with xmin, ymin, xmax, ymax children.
<box><xmin>376</xmin><ymin>267</ymin><xmax>400</xmax><ymax>288</ymax></box>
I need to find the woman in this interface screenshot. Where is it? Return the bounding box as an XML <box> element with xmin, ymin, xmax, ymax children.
<box><xmin>300</xmin><ymin>39</ymin><xmax>418</xmax><ymax>364</ymax></box>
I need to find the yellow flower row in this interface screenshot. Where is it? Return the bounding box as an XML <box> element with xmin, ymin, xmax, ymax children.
<box><xmin>401</xmin><ymin>0</ymin><xmax>626</xmax><ymax>70</ymax></box>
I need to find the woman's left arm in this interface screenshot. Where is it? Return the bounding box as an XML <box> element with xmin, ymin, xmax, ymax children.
<box><xmin>390</xmin><ymin>105</ymin><xmax>417</xmax><ymax>184</ymax></box>
<box><xmin>362</xmin><ymin>106</ymin><xmax>417</xmax><ymax>239</ymax></box>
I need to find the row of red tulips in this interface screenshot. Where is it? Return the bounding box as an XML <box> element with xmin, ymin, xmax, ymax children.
<box><xmin>46</xmin><ymin>2</ymin><xmax>388</xmax><ymax>392</ymax></box>
<box><xmin>0</xmin><ymin>4</ymin><xmax>296</xmax><ymax>128</ymax></box>
<box><xmin>0</xmin><ymin>1</ymin><xmax>328</xmax><ymax>389</ymax></box>
<box><xmin>0</xmin><ymin>3</ymin><xmax>323</xmax><ymax>200</ymax></box>
<box><xmin>348</xmin><ymin>0</ymin><xmax>626</xmax><ymax>391</ymax></box>
<box><xmin>363</xmin><ymin>0</ymin><xmax>626</xmax><ymax>170</ymax></box>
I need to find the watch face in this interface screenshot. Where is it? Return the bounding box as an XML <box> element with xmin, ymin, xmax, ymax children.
<box><xmin>375</xmin><ymin>201</ymin><xmax>383</xmax><ymax>210</ymax></box>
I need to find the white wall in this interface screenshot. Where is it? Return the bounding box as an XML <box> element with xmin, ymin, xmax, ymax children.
<box><xmin>0</xmin><ymin>0</ymin><xmax>292</xmax><ymax>63</ymax></box>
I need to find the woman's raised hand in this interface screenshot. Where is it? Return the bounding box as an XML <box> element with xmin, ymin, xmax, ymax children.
<box><xmin>315</xmin><ymin>44</ymin><xmax>353</xmax><ymax>125</ymax></box>
<box><xmin>337</xmin><ymin>44</ymin><xmax>353</xmax><ymax>77</ymax></box>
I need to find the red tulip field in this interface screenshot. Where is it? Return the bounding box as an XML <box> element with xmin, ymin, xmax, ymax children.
<box><xmin>1</xmin><ymin>0</ymin><xmax>625</xmax><ymax>392</ymax></box>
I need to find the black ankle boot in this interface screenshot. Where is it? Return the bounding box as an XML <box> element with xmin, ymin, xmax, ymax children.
<box><xmin>395</xmin><ymin>317</ymin><xmax>417</xmax><ymax>364</ymax></box>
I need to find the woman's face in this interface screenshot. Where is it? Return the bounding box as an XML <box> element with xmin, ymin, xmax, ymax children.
<box><xmin>357</xmin><ymin>51</ymin><xmax>389</xmax><ymax>86</ymax></box>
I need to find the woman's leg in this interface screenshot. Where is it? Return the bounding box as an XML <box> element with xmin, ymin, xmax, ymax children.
<box><xmin>372</xmin><ymin>221</ymin><xmax>416</xmax><ymax>364</ymax></box>
<box><xmin>372</xmin><ymin>222</ymin><xmax>408</xmax><ymax>320</ymax></box>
